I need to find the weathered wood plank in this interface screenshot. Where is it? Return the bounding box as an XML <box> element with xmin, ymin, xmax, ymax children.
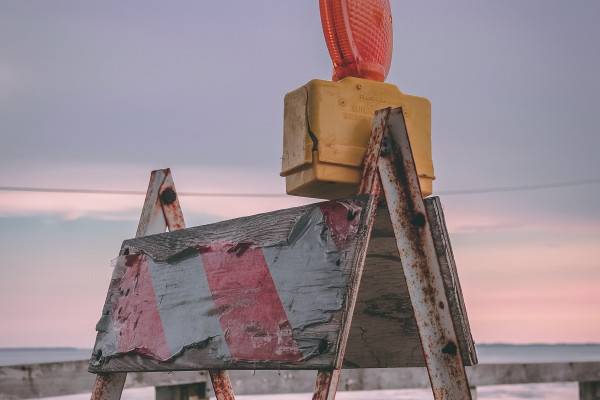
<box><xmin>90</xmin><ymin>196</ymin><xmax>375</xmax><ymax>372</ymax></box>
<box><xmin>90</xmin><ymin>195</ymin><xmax>475</xmax><ymax>371</ymax></box>
<box><xmin>121</xmin><ymin>200</ymin><xmax>338</xmax><ymax>261</ymax></box>
<box><xmin>344</xmin><ymin>197</ymin><xmax>477</xmax><ymax>368</ymax></box>
<box><xmin>4</xmin><ymin>361</ymin><xmax>600</xmax><ymax>399</ymax></box>
<box><xmin>233</xmin><ymin>362</ymin><xmax>600</xmax><ymax>392</ymax></box>
<box><xmin>0</xmin><ymin>360</ymin><xmax>207</xmax><ymax>400</ymax></box>
<box><xmin>345</xmin><ymin>203</ymin><xmax>421</xmax><ymax>367</ymax></box>
<box><xmin>426</xmin><ymin>196</ymin><xmax>477</xmax><ymax>364</ymax></box>
<box><xmin>136</xmin><ymin>169</ymin><xmax>169</xmax><ymax>237</ymax></box>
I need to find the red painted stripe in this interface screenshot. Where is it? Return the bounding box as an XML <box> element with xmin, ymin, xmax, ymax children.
<box><xmin>319</xmin><ymin>200</ymin><xmax>362</xmax><ymax>249</ymax></box>
<box><xmin>114</xmin><ymin>254</ymin><xmax>171</xmax><ymax>360</ymax></box>
<box><xmin>200</xmin><ymin>243</ymin><xmax>302</xmax><ymax>361</ymax></box>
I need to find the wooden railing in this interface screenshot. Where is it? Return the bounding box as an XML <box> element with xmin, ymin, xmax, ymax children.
<box><xmin>1</xmin><ymin>360</ymin><xmax>599</xmax><ymax>400</ymax></box>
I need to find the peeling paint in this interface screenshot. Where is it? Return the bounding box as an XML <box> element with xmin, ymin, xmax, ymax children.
<box><xmin>90</xmin><ymin>198</ymin><xmax>369</xmax><ymax>371</ymax></box>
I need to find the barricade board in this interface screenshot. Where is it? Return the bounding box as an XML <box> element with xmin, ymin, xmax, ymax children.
<box><xmin>89</xmin><ymin>196</ymin><xmax>475</xmax><ymax>372</ymax></box>
<box><xmin>88</xmin><ymin>108</ymin><xmax>476</xmax><ymax>400</ymax></box>
<box><xmin>90</xmin><ymin>196</ymin><xmax>375</xmax><ymax>372</ymax></box>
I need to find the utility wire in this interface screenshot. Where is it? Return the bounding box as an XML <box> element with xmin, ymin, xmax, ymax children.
<box><xmin>0</xmin><ymin>177</ymin><xmax>599</xmax><ymax>198</ymax></box>
<box><xmin>0</xmin><ymin>186</ymin><xmax>285</xmax><ymax>198</ymax></box>
<box><xmin>437</xmin><ymin>177</ymin><xmax>600</xmax><ymax>196</ymax></box>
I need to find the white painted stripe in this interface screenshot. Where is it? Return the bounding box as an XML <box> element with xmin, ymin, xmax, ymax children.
<box><xmin>148</xmin><ymin>254</ymin><xmax>231</xmax><ymax>360</ymax></box>
<box><xmin>263</xmin><ymin>207</ymin><xmax>349</xmax><ymax>358</ymax></box>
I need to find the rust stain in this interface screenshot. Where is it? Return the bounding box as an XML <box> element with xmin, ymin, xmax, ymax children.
<box><xmin>313</xmin><ymin>370</ymin><xmax>334</xmax><ymax>400</ymax></box>
<box><xmin>90</xmin><ymin>373</ymin><xmax>125</xmax><ymax>400</ymax></box>
<box><xmin>319</xmin><ymin>200</ymin><xmax>363</xmax><ymax>247</ymax></box>
<box><xmin>378</xmin><ymin>108</ymin><xmax>472</xmax><ymax>398</ymax></box>
<box><xmin>358</xmin><ymin>108</ymin><xmax>390</xmax><ymax>195</ymax></box>
<box><xmin>159</xmin><ymin>184</ymin><xmax>186</xmax><ymax>231</ymax></box>
<box><xmin>209</xmin><ymin>369</ymin><xmax>236</xmax><ymax>400</ymax></box>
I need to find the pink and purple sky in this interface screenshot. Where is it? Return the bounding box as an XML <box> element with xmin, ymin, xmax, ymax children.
<box><xmin>0</xmin><ymin>1</ymin><xmax>599</xmax><ymax>347</ymax></box>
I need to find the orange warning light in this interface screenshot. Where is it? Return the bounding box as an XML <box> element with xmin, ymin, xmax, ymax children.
<box><xmin>319</xmin><ymin>0</ymin><xmax>393</xmax><ymax>82</ymax></box>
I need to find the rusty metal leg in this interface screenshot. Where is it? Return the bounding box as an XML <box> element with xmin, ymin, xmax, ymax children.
<box><xmin>91</xmin><ymin>373</ymin><xmax>126</xmax><ymax>400</ymax></box>
<box><xmin>313</xmin><ymin>370</ymin><xmax>342</xmax><ymax>400</ymax></box>
<box><xmin>209</xmin><ymin>370</ymin><xmax>236</xmax><ymax>400</ymax></box>
<box><xmin>378</xmin><ymin>108</ymin><xmax>472</xmax><ymax>399</ymax></box>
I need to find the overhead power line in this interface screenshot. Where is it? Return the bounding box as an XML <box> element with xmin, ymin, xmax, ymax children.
<box><xmin>0</xmin><ymin>177</ymin><xmax>598</xmax><ymax>198</ymax></box>
<box><xmin>0</xmin><ymin>186</ymin><xmax>285</xmax><ymax>198</ymax></box>
<box><xmin>437</xmin><ymin>177</ymin><xmax>600</xmax><ymax>196</ymax></box>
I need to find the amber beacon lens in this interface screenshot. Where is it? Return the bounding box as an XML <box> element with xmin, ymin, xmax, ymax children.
<box><xmin>319</xmin><ymin>0</ymin><xmax>393</xmax><ymax>82</ymax></box>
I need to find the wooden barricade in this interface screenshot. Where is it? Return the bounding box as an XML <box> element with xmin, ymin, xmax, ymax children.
<box><xmin>89</xmin><ymin>108</ymin><xmax>476</xmax><ymax>400</ymax></box>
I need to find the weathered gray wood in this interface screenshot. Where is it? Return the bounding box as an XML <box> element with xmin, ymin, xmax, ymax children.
<box><xmin>426</xmin><ymin>196</ymin><xmax>477</xmax><ymax>363</ymax></box>
<box><xmin>237</xmin><ymin>363</ymin><xmax>600</xmax><ymax>391</ymax></box>
<box><xmin>4</xmin><ymin>361</ymin><xmax>600</xmax><ymax>399</ymax></box>
<box><xmin>0</xmin><ymin>360</ymin><xmax>207</xmax><ymax>400</ymax></box>
<box><xmin>90</xmin><ymin>196</ymin><xmax>475</xmax><ymax>371</ymax></box>
<box><xmin>156</xmin><ymin>383</ymin><xmax>208</xmax><ymax>400</ymax></box>
<box><xmin>122</xmin><ymin>201</ymin><xmax>336</xmax><ymax>261</ymax></box>
<box><xmin>344</xmin><ymin>198</ymin><xmax>476</xmax><ymax>368</ymax></box>
<box><xmin>469</xmin><ymin>363</ymin><xmax>600</xmax><ymax>387</ymax></box>
<box><xmin>136</xmin><ymin>169</ymin><xmax>169</xmax><ymax>237</ymax></box>
<box><xmin>90</xmin><ymin>196</ymin><xmax>376</xmax><ymax>372</ymax></box>
<box><xmin>470</xmin><ymin>386</ymin><xmax>478</xmax><ymax>400</ymax></box>
<box><xmin>580</xmin><ymin>381</ymin><xmax>600</xmax><ymax>400</ymax></box>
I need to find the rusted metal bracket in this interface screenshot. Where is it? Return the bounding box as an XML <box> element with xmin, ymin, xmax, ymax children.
<box><xmin>90</xmin><ymin>169</ymin><xmax>235</xmax><ymax>400</ymax></box>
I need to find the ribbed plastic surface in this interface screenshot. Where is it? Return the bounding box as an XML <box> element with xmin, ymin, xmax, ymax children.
<box><xmin>319</xmin><ymin>0</ymin><xmax>393</xmax><ymax>82</ymax></box>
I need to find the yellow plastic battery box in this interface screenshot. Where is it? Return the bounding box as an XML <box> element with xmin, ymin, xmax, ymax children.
<box><xmin>281</xmin><ymin>77</ymin><xmax>434</xmax><ymax>199</ymax></box>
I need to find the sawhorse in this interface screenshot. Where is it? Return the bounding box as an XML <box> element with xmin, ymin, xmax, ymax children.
<box><xmin>89</xmin><ymin>107</ymin><xmax>475</xmax><ymax>400</ymax></box>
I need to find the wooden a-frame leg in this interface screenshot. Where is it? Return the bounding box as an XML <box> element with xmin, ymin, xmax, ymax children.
<box><xmin>91</xmin><ymin>169</ymin><xmax>235</xmax><ymax>400</ymax></box>
<box><xmin>90</xmin><ymin>373</ymin><xmax>126</xmax><ymax>400</ymax></box>
<box><xmin>312</xmin><ymin>109</ymin><xmax>390</xmax><ymax>400</ymax></box>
